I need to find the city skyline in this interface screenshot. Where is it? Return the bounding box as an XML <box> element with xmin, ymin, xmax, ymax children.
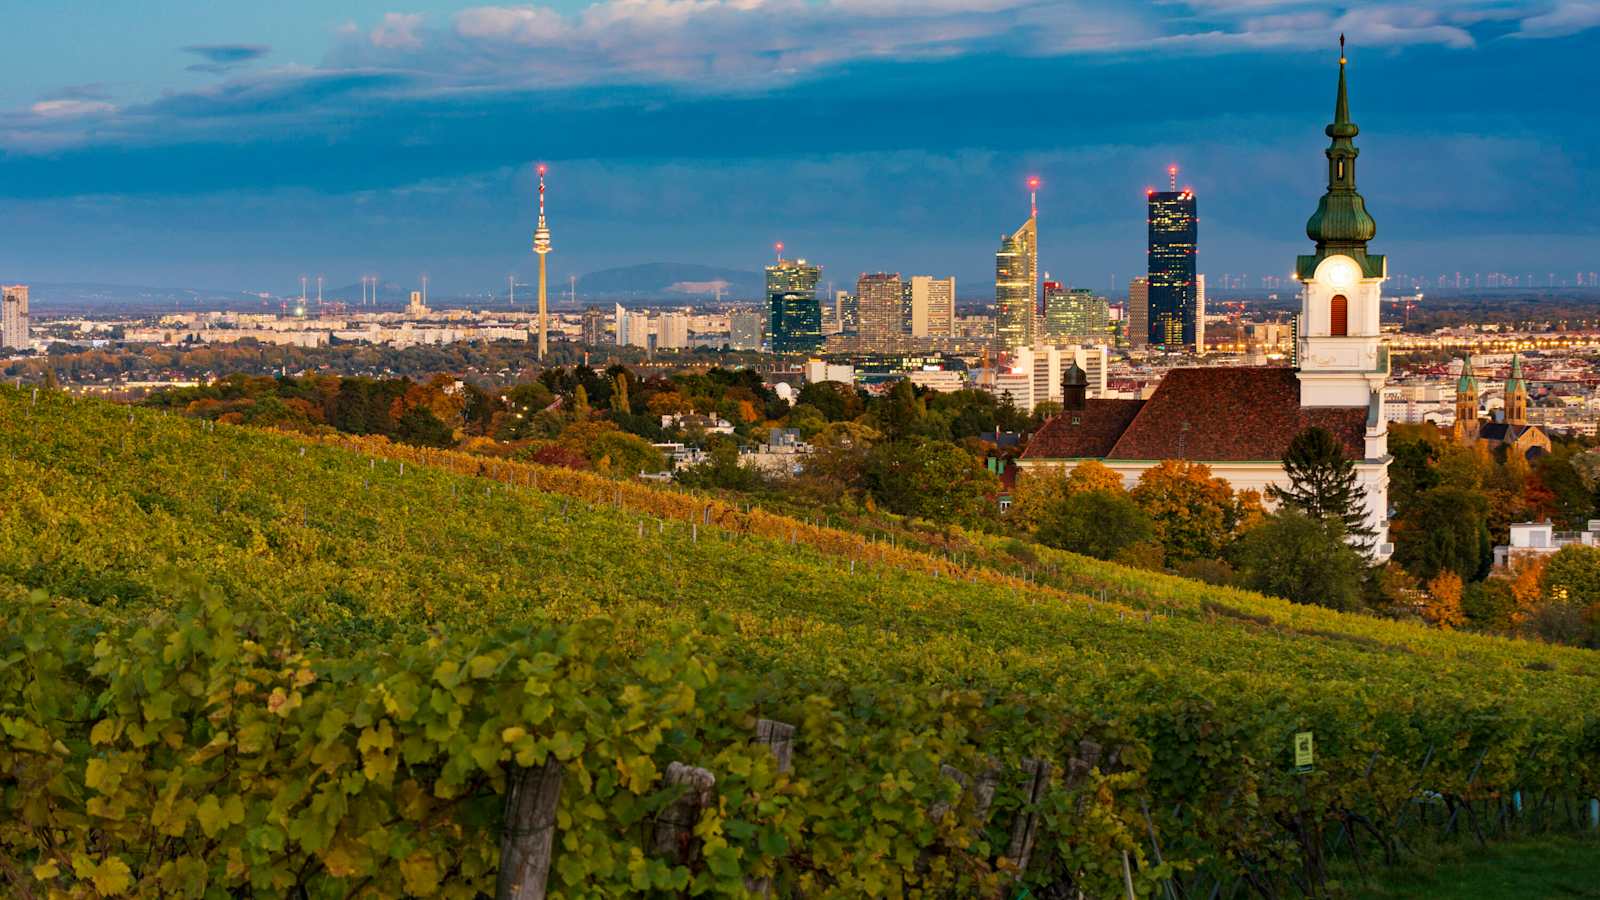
<box><xmin>2</xmin><ymin>3</ymin><xmax>1598</xmax><ymax>294</ymax></box>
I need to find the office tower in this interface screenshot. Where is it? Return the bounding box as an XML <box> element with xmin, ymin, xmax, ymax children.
<box><xmin>533</xmin><ymin>164</ymin><xmax>552</xmax><ymax>360</ymax></box>
<box><xmin>900</xmin><ymin>281</ymin><xmax>914</xmax><ymax>333</ymax></box>
<box><xmin>1</xmin><ymin>285</ymin><xmax>29</xmax><ymax>350</ymax></box>
<box><xmin>835</xmin><ymin>290</ymin><xmax>859</xmax><ymax>333</ymax></box>
<box><xmin>1195</xmin><ymin>273</ymin><xmax>1207</xmax><ymax>351</ymax></box>
<box><xmin>995</xmin><ymin>180</ymin><xmax>1039</xmax><ymax>350</ymax></box>
<box><xmin>766</xmin><ymin>251</ymin><xmax>823</xmax><ymax>353</ymax></box>
<box><xmin>1045</xmin><ymin>285</ymin><xmax>1110</xmax><ymax>343</ymax></box>
<box><xmin>1127</xmin><ymin>277</ymin><xmax>1149</xmax><ymax>348</ymax></box>
<box><xmin>729</xmin><ymin>309</ymin><xmax>765</xmax><ymax>350</ymax></box>
<box><xmin>856</xmin><ymin>273</ymin><xmax>903</xmax><ymax>345</ymax></box>
<box><xmin>406</xmin><ymin>291</ymin><xmax>429</xmax><ymax>317</ymax></box>
<box><xmin>910</xmin><ymin>276</ymin><xmax>956</xmax><ymax>337</ymax></box>
<box><xmin>581</xmin><ymin>306</ymin><xmax>608</xmax><ymax>345</ymax></box>
<box><xmin>1147</xmin><ymin>167</ymin><xmax>1198</xmax><ymax>348</ymax></box>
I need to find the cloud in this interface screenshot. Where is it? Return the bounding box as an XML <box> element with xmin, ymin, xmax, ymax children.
<box><xmin>1513</xmin><ymin>1</ymin><xmax>1600</xmax><ymax>37</ymax></box>
<box><xmin>28</xmin><ymin>99</ymin><xmax>118</xmax><ymax>119</ymax></box>
<box><xmin>183</xmin><ymin>43</ymin><xmax>271</xmax><ymax>74</ymax></box>
<box><xmin>371</xmin><ymin>13</ymin><xmax>426</xmax><ymax>49</ymax></box>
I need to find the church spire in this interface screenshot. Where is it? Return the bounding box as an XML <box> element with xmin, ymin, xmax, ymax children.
<box><xmin>1306</xmin><ymin>36</ymin><xmax>1376</xmax><ymax>252</ymax></box>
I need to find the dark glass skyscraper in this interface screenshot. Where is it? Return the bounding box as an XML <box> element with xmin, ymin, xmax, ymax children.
<box><xmin>766</xmin><ymin>256</ymin><xmax>823</xmax><ymax>353</ymax></box>
<box><xmin>1147</xmin><ymin>184</ymin><xmax>1197</xmax><ymax>348</ymax></box>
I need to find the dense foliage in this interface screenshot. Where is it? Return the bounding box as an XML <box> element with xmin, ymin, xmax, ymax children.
<box><xmin>3</xmin><ymin>387</ymin><xmax>1599</xmax><ymax>896</ymax></box>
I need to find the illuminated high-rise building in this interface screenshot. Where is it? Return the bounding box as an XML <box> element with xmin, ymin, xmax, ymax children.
<box><xmin>1</xmin><ymin>285</ymin><xmax>29</xmax><ymax>351</ymax></box>
<box><xmin>910</xmin><ymin>275</ymin><xmax>955</xmax><ymax>337</ymax></box>
<box><xmin>857</xmin><ymin>273</ymin><xmax>903</xmax><ymax>346</ymax></box>
<box><xmin>533</xmin><ymin>164</ymin><xmax>553</xmax><ymax>360</ymax></box>
<box><xmin>1146</xmin><ymin>167</ymin><xmax>1198</xmax><ymax>348</ymax></box>
<box><xmin>835</xmin><ymin>290</ymin><xmax>859</xmax><ymax>333</ymax></box>
<box><xmin>1127</xmin><ymin>276</ymin><xmax>1149</xmax><ymax>348</ymax></box>
<box><xmin>729</xmin><ymin>309</ymin><xmax>764</xmax><ymax>350</ymax></box>
<box><xmin>1045</xmin><ymin>284</ymin><xmax>1110</xmax><ymax>343</ymax></box>
<box><xmin>581</xmin><ymin>306</ymin><xmax>608</xmax><ymax>345</ymax></box>
<box><xmin>766</xmin><ymin>246</ymin><xmax>823</xmax><ymax>353</ymax></box>
<box><xmin>995</xmin><ymin>178</ymin><xmax>1039</xmax><ymax>350</ymax></box>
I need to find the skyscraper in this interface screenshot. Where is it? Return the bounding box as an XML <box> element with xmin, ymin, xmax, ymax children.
<box><xmin>996</xmin><ymin>178</ymin><xmax>1039</xmax><ymax>350</ymax></box>
<box><xmin>1146</xmin><ymin>167</ymin><xmax>1198</xmax><ymax>348</ymax></box>
<box><xmin>533</xmin><ymin>165</ymin><xmax>552</xmax><ymax>360</ymax></box>
<box><xmin>766</xmin><ymin>249</ymin><xmax>823</xmax><ymax>353</ymax></box>
<box><xmin>835</xmin><ymin>290</ymin><xmax>859</xmax><ymax>333</ymax></box>
<box><xmin>857</xmin><ymin>273</ymin><xmax>903</xmax><ymax>346</ymax></box>
<box><xmin>1127</xmin><ymin>277</ymin><xmax>1149</xmax><ymax>349</ymax></box>
<box><xmin>910</xmin><ymin>275</ymin><xmax>956</xmax><ymax>337</ymax></box>
<box><xmin>1</xmin><ymin>285</ymin><xmax>28</xmax><ymax>351</ymax></box>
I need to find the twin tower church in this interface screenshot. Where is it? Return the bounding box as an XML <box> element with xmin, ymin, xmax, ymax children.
<box><xmin>1020</xmin><ymin>43</ymin><xmax>1395</xmax><ymax>559</ymax></box>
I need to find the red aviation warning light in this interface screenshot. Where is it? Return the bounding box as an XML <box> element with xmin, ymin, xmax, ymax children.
<box><xmin>1027</xmin><ymin>176</ymin><xmax>1040</xmax><ymax>217</ymax></box>
<box><xmin>775</xmin><ymin>241</ymin><xmax>784</xmax><ymax>262</ymax></box>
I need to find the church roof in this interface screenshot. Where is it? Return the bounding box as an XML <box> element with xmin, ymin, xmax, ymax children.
<box><xmin>1024</xmin><ymin>399</ymin><xmax>1145</xmax><ymax>459</ymax></box>
<box><xmin>1022</xmin><ymin>367</ymin><xmax>1369</xmax><ymax>463</ymax></box>
<box><xmin>1478</xmin><ymin>422</ymin><xmax>1535</xmax><ymax>443</ymax></box>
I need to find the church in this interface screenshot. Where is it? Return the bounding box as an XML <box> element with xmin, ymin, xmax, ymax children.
<box><xmin>1452</xmin><ymin>353</ymin><xmax>1551</xmax><ymax>461</ymax></box>
<box><xmin>1018</xmin><ymin>44</ymin><xmax>1393</xmax><ymax>559</ymax></box>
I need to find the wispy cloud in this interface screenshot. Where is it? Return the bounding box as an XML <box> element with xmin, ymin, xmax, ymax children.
<box><xmin>182</xmin><ymin>43</ymin><xmax>271</xmax><ymax>74</ymax></box>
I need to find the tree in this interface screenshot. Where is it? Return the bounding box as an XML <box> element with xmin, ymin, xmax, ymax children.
<box><xmin>1269</xmin><ymin>427</ymin><xmax>1374</xmax><ymax>550</ymax></box>
<box><xmin>609</xmin><ymin>371</ymin><xmax>631</xmax><ymax>415</ymax></box>
<box><xmin>864</xmin><ymin>439</ymin><xmax>995</xmax><ymax>524</ymax></box>
<box><xmin>1233</xmin><ymin>509</ymin><xmax>1366</xmax><ymax>610</ymax></box>
<box><xmin>1392</xmin><ymin>486</ymin><xmax>1491</xmax><ymax>582</ymax></box>
<box><xmin>1036</xmin><ymin>490</ymin><xmax>1155</xmax><ymax>561</ymax></box>
<box><xmin>1461</xmin><ymin>578</ymin><xmax>1517</xmax><ymax>632</ymax></box>
<box><xmin>1010</xmin><ymin>461</ymin><xmax>1124</xmax><ymax>534</ymax></box>
<box><xmin>1539</xmin><ymin>544</ymin><xmax>1600</xmax><ymax>607</ymax></box>
<box><xmin>1131</xmin><ymin>460</ymin><xmax>1246</xmax><ymax>561</ymax></box>
<box><xmin>588</xmin><ymin>431</ymin><xmax>665</xmax><ymax>478</ymax></box>
<box><xmin>1422</xmin><ymin>571</ymin><xmax>1466</xmax><ymax>628</ymax></box>
<box><xmin>394</xmin><ymin>405</ymin><xmax>456</xmax><ymax>448</ymax></box>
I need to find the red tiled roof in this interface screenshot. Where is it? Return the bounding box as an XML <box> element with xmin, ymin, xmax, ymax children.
<box><xmin>1023</xmin><ymin>367</ymin><xmax>1369</xmax><ymax>462</ymax></box>
<box><xmin>1021</xmin><ymin>399</ymin><xmax>1145</xmax><ymax>459</ymax></box>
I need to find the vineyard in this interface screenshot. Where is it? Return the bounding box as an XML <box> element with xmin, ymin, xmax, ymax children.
<box><xmin>2</xmin><ymin>385</ymin><xmax>1597</xmax><ymax>897</ymax></box>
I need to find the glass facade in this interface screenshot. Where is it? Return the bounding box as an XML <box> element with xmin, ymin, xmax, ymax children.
<box><xmin>1044</xmin><ymin>284</ymin><xmax>1110</xmax><ymax>343</ymax></box>
<box><xmin>1147</xmin><ymin>190</ymin><xmax>1197</xmax><ymax>348</ymax></box>
<box><xmin>995</xmin><ymin>215</ymin><xmax>1037</xmax><ymax>349</ymax></box>
<box><xmin>766</xmin><ymin>258</ymin><xmax>823</xmax><ymax>353</ymax></box>
<box><xmin>856</xmin><ymin>273</ymin><xmax>903</xmax><ymax>346</ymax></box>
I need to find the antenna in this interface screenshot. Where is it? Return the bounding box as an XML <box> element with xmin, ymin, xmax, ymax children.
<box><xmin>775</xmin><ymin>241</ymin><xmax>784</xmax><ymax>263</ymax></box>
<box><xmin>1169</xmin><ymin>165</ymin><xmax>1178</xmax><ymax>191</ymax></box>
<box><xmin>1027</xmin><ymin>176</ymin><xmax>1040</xmax><ymax>218</ymax></box>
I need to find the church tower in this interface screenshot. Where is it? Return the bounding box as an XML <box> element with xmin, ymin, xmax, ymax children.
<box><xmin>1295</xmin><ymin>37</ymin><xmax>1387</xmax><ymax>409</ymax></box>
<box><xmin>1453</xmin><ymin>353</ymin><xmax>1480</xmax><ymax>441</ymax></box>
<box><xmin>1504</xmin><ymin>354</ymin><xmax>1529</xmax><ymax>426</ymax></box>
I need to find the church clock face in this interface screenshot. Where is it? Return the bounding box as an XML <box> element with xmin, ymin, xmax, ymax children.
<box><xmin>1319</xmin><ymin>255</ymin><xmax>1360</xmax><ymax>289</ymax></box>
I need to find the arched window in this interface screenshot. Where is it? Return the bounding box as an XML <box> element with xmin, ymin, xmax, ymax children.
<box><xmin>1330</xmin><ymin>294</ymin><xmax>1348</xmax><ymax>336</ymax></box>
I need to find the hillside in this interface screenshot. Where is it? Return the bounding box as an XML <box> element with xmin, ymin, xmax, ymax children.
<box><xmin>2</xmin><ymin>386</ymin><xmax>1596</xmax><ymax>897</ymax></box>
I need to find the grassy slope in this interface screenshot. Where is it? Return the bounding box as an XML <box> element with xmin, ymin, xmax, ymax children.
<box><xmin>1344</xmin><ymin>835</ymin><xmax>1600</xmax><ymax>898</ymax></box>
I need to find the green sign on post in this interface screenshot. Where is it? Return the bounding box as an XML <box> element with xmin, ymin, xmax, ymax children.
<box><xmin>1294</xmin><ymin>732</ymin><xmax>1315</xmax><ymax>773</ymax></box>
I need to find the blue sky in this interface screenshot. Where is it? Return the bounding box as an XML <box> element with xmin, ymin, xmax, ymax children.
<box><xmin>2</xmin><ymin>1</ymin><xmax>1597</xmax><ymax>297</ymax></box>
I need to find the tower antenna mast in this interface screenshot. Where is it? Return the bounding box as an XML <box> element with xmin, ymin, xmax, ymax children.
<box><xmin>533</xmin><ymin>163</ymin><xmax>553</xmax><ymax>360</ymax></box>
<box><xmin>1027</xmin><ymin>176</ymin><xmax>1040</xmax><ymax>219</ymax></box>
<box><xmin>1169</xmin><ymin>165</ymin><xmax>1178</xmax><ymax>192</ymax></box>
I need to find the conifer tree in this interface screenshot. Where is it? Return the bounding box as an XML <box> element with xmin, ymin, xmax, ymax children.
<box><xmin>1269</xmin><ymin>427</ymin><xmax>1375</xmax><ymax>552</ymax></box>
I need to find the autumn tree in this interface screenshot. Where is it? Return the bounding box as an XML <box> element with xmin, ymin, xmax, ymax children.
<box><xmin>1422</xmin><ymin>571</ymin><xmax>1466</xmax><ymax>628</ymax></box>
<box><xmin>1131</xmin><ymin>460</ymin><xmax>1249</xmax><ymax>561</ymax></box>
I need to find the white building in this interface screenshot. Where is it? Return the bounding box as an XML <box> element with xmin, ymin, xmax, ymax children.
<box><xmin>803</xmin><ymin>360</ymin><xmax>855</xmax><ymax>385</ymax></box>
<box><xmin>1493</xmin><ymin>521</ymin><xmax>1600</xmax><ymax>569</ymax></box>
<box><xmin>1</xmin><ymin>285</ymin><xmax>29</xmax><ymax>350</ymax></box>
<box><xmin>909</xmin><ymin>275</ymin><xmax>956</xmax><ymax>338</ymax></box>
<box><xmin>906</xmin><ymin>369</ymin><xmax>967</xmax><ymax>393</ymax></box>
<box><xmin>1019</xmin><ymin>52</ymin><xmax>1392</xmax><ymax>559</ymax></box>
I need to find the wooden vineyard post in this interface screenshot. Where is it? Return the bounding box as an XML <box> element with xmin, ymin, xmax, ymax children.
<box><xmin>496</xmin><ymin>759</ymin><xmax>565</xmax><ymax>900</ymax></box>
<box><xmin>1003</xmin><ymin>758</ymin><xmax>1052</xmax><ymax>877</ymax></box>
<box><xmin>747</xmin><ymin>719</ymin><xmax>797</xmax><ymax>895</ymax></box>
<box><xmin>652</xmin><ymin>762</ymin><xmax>717</xmax><ymax>866</ymax></box>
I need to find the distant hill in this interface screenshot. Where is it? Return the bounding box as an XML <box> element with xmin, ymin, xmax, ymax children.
<box><xmin>576</xmin><ymin>263</ymin><xmax>762</xmax><ymax>300</ymax></box>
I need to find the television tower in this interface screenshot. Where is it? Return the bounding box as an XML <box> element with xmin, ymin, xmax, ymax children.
<box><xmin>533</xmin><ymin>164</ymin><xmax>552</xmax><ymax>360</ymax></box>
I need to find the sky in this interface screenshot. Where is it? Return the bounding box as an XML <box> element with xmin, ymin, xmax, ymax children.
<box><xmin>2</xmin><ymin>1</ymin><xmax>1598</xmax><ymax>298</ymax></box>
